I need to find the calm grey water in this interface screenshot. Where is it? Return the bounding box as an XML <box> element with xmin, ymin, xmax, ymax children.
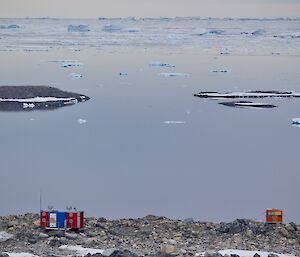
<box><xmin>0</xmin><ymin>18</ymin><xmax>300</xmax><ymax>222</ymax></box>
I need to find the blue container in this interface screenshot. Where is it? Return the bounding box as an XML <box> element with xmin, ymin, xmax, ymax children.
<box><xmin>48</xmin><ymin>211</ymin><xmax>66</xmax><ymax>228</ymax></box>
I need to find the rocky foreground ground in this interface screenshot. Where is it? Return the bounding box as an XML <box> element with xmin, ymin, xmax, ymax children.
<box><xmin>0</xmin><ymin>214</ymin><xmax>299</xmax><ymax>257</ymax></box>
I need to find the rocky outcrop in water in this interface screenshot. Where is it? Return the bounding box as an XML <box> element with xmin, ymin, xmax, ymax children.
<box><xmin>0</xmin><ymin>214</ymin><xmax>299</xmax><ymax>257</ymax></box>
<box><xmin>0</xmin><ymin>86</ymin><xmax>90</xmax><ymax>111</ymax></box>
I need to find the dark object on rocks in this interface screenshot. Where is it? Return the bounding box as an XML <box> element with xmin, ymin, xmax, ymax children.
<box><xmin>0</xmin><ymin>253</ymin><xmax>9</xmax><ymax>257</ymax></box>
<box><xmin>253</xmin><ymin>253</ymin><xmax>260</xmax><ymax>257</ymax></box>
<box><xmin>219</xmin><ymin>101</ymin><xmax>277</xmax><ymax>108</ymax></box>
<box><xmin>0</xmin><ymin>86</ymin><xmax>90</xmax><ymax>111</ymax></box>
<box><xmin>230</xmin><ymin>254</ymin><xmax>240</xmax><ymax>257</ymax></box>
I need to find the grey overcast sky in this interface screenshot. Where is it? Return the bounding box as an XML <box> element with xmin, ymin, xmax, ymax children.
<box><xmin>0</xmin><ymin>0</ymin><xmax>300</xmax><ymax>18</ymax></box>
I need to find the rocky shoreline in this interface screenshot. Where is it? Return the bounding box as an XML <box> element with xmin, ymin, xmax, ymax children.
<box><xmin>0</xmin><ymin>214</ymin><xmax>299</xmax><ymax>257</ymax></box>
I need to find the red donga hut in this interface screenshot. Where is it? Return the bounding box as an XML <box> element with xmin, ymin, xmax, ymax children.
<box><xmin>40</xmin><ymin>210</ymin><xmax>84</xmax><ymax>230</ymax></box>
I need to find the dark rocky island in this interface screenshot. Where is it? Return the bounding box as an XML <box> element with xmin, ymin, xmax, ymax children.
<box><xmin>0</xmin><ymin>214</ymin><xmax>299</xmax><ymax>257</ymax></box>
<box><xmin>0</xmin><ymin>86</ymin><xmax>90</xmax><ymax>111</ymax></box>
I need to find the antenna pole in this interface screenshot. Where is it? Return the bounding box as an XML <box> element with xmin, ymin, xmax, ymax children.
<box><xmin>40</xmin><ymin>188</ymin><xmax>42</xmax><ymax>211</ymax></box>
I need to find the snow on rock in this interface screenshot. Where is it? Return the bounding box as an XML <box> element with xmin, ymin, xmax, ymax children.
<box><xmin>6</xmin><ymin>253</ymin><xmax>39</xmax><ymax>257</ymax></box>
<box><xmin>68</xmin><ymin>25</ymin><xmax>90</xmax><ymax>32</ymax></box>
<box><xmin>59</xmin><ymin>245</ymin><xmax>104</xmax><ymax>256</ymax></box>
<box><xmin>69</xmin><ymin>73</ymin><xmax>83</xmax><ymax>79</ymax></box>
<box><xmin>77</xmin><ymin>119</ymin><xmax>87</xmax><ymax>124</ymax></box>
<box><xmin>0</xmin><ymin>231</ymin><xmax>13</xmax><ymax>242</ymax></box>
<box><xmin>160</xmin><ymin>72</ymin><xmax>189</xmax><ymax>77</ymax></box>
<box><xmin>0</xmin><ymin>97</ymin><xmax>76</xmax><ymax>103</ymax></box>
<box><xmin>149</xmin><ymin>61</ymin><xmax>175</xmax><ymax>68</ymax></box>
<box><xmin>23</xmin><ymin>103</ymin><xmax>35</xmax><ymax>108</ymax></box>
<box><xmin>218</xmin><ymin>249</ymin><xmax>297</xmax><ymax>257</ymax></box>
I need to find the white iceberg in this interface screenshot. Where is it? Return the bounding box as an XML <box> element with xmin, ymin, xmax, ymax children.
<box><xmin>102</xmin><ymin>24</ymin><xmax>123</xmax><ymax>32</ymax></box>
<box><xmin>160</xmin><ymin>72</ymin><xmax>189</xmax><ymax>77</ymax></box>
<box><xmin>77</xmin><ymin>119</ymin><xmax>87</xmax><ymax>124</ymax></box>
<box><xmin>149</xmin><ymin>61</ymin><xmax>175</xmax><ymax>68</ymax></box>
<box><xmin>292</xmin><ymin>118</ymin><xmax>300</xmax><ymax>127</ymax></box>
<box><xmin>68</xmin><ymin>25</ymin><xmax>90</xmax><ymax>32</ymax></box>
<box><xmin>69</xmin><ymin>73</ymin><xmax>82</xmax><ymax>79</ymax></box>
<box><xmin>163</xmin><ymin>121</ymin><xmax>186</xmax><ymax>124</ymax></box>
<box><xmin>59</xmin><ymin>245</ymin><xmax>104</xmax><ymax>256</ymax></box>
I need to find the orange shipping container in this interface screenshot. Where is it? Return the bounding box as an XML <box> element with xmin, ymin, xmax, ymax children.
<box><xmin>266</xmin><ymin>209</ymin><xmax>283</xmax><ymax>223</ymax></box>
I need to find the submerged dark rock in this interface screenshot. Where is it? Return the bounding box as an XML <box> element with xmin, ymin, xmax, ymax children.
<box><xmin>0</xmin><ymin>86</ymin><xmax>90</xmax><ymax>111</ymax></box>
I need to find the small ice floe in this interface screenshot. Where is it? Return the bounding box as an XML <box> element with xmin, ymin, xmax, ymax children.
<box><xmin>219</xmin><ymin>101</ymin><xmax>277</xmax><ymax>109</ymax></box>
<box><xmin>5</xmin><ymin>253</ymin><xmax>39</xmax><ymax>257</ymax></box>
<box><xmin>274</xmin><ymin>32</ymin><xmax>300</xmax><ymax>39</ymax></box>
<box><xmin>211</xmin><ymin>70</ymin><xmax>228</xmax><ymax>73</ymax></box>
<box><xmin>102</xmin><ymin>24</ymin><xmax>123</xmax><ymax>32</ymax></box>
<box><xmin>220</xmin><ymin>51</ymin><xmax>230</xmax><ymax>55</ymax></box>
<box><xmin>160</xmin><ymin>72</ymin><xmax>189</xmax><ymax>77</ymax></box>
<box><xmin>0</xmin><ymin>231</ymin><xmax>13</xmax><ymax>242</ymax></box>
<box><xmin>69</xmin><ymin>73</ymin><xmax>82</xmax><ymax>80</ymax></box>
<box><xmin>149</xmin><ymin>61</ymin><xmax>175</xmax><ymax>68</ymax></box>
<box><xmin>59</xmin><ymin>245</ymin><xmax>104</xmax><ymax>256</ymax></box>
<box><xmin>292</xmin><ymin>118</ymin><xmax>300</xmax><ymax>127</ymax></box>
<box><xmin>195</xmin><ymin>29</ymin><xmax>225</xmax><ymax>36</ymax></box>
<box><xmin>77</xmin><ymin>119</ymin><xmax>87</xmax><ymax>124</ymax></box>
<box><xmin>194</xmin><ymin>90</ymin><xmax>300</xmax><ymax>99</ymax></box>
<box><xmin>48</xmin><ymin>60</ymin><xmax>83</xmax><ymax>68</ymax></box>
<box><xmin>61</xmin><ymin>62</ymin><xmax>82</xmax><ymax>68</ymax></box>
<box><xmin>119</xmin><ymin>72</ymin><xmax>128</xmax><ymax>76</ymax></box>
<box><xmin>0</xmin><ymin>24</ymin><xmax>20</xmax><ymax>29</ymax></box>
<box><xmin>23</xmin><ymin>103</ymin><xmax>35</xmax><ymax>109</ymax></box>
<box><xmin>163</xmin><ymin>121</ymin><xmax>186</xmax><ymax>124</ymax></box>
<box><xmin>68</xmin><ymin>25</ymin><xmax>90</xmax><ymax>32</ymax></box>
<box><xmin>123</xmin><ymin>27</ymin><xmax>141</xmax><ymax>32</ymax></box>
<box><xmin>251</xmin><ymin>29</ymin><xmax>266</xmax><ymax>36</ymax></box>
